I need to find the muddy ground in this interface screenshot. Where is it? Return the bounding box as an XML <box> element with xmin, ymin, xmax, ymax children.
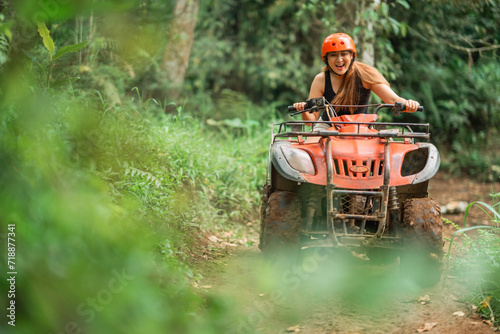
<box><xmin>197</xmin><ymin>173</ymin><xmax>499</xmax><ymax>334</ymax></box>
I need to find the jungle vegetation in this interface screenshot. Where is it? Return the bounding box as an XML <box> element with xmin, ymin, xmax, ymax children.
<box><xmin>0</xmin><ymin>0</ymin><xmax>499</xmax><ymax>332</ymax></box>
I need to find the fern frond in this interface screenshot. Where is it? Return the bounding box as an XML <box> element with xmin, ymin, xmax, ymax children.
<box><xmin>0</xmin><ymin>34</ymin><xmax>10</xmax><ymax>67</ymax></box>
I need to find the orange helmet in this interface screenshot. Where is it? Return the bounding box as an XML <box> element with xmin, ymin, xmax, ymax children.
<box><xmin>322</xmin><ymin>33</ymin><xmax>357</xmax><ymax>61</ymax></box>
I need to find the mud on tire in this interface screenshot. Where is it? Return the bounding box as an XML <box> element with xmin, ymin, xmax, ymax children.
<box><xmin>399</xmin><ymin>198</ymin><xmax>444</xmax><ymax>287</ymax></box>
<box><xmin>259</xmin><ymin>190</ymin><xmax>302</xmax><ymax>258</ymax></box>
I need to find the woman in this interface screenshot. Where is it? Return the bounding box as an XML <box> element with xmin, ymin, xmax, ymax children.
<box><xmin>293</xmin><ymin>33</ymin><xmax>420</xmax><ymax>130</ymax></box>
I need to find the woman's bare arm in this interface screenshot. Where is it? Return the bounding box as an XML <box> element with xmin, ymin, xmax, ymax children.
<box><xmin>292</xmin><ymin>72</ymin><xmax>325</xmax><ymax>122</ymax></box>
<box><xmin>370</xmin><ymin>83</ymin><xmax>420</xmax><ymax>112</ymax></box>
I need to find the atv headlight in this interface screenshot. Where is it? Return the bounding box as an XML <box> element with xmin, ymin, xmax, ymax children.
<box><xmin>401</xmin><ymin>147</ymin><xmax>428</xmax><ymax>176</ymax></box>
<box><xmin>401</xmin><ymin>143</ymin><xmax>440</xmax><ymax>184</ymax></box>
<box><xmin>280</xmin><ymin>146</ymin><xmax>316</xmax><ymax>175</ymax></box>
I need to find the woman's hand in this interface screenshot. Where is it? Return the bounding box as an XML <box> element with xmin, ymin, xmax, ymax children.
<box><xmin>370</xmin><ymin>84</ymin><xmax>421</xmax><ymax>113</ymax></box>
<box><xmin>293</xmin><ymin>102</ymin><xmax>306</xmax><ymax>112</ymax></box>
<box><xmin>404</xmin><ymin>99</ymin><xmax>420</xmax><ymax>113</ymax></box>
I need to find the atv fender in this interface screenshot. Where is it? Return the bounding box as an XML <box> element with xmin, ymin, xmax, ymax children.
<box><xmin>410</xmin><ymin>143</ymin><xmax>440</xmax><ymax>184</ymax></box>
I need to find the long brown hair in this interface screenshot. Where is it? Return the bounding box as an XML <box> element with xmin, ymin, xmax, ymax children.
<box><xmin>323</xmin><ymin>61</ymin><xmax>389</xmax><ymax>113</ymax></box>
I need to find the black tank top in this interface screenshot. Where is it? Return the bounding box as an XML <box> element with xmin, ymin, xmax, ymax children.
<box><xmin>321</xmin><ymin>71</ymin><xmax>372</xmax><ymax>120</ymax></box>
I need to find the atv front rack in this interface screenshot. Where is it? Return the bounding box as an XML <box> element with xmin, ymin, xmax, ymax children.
<box><xmin>271</xmin><ymin>120</ymin><xmax>431</xmax><ymax>143</ymax></box>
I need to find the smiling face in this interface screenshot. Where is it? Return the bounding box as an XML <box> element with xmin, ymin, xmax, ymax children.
<box><xmin>326</xmin><ymin>51</ymin><xmax>353</xmax><ymax>76</ymax></box>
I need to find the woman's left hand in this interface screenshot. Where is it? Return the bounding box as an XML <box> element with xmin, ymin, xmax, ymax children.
<box><xmin>404</xmin><ymin>99</ymin><xmax>420</xmax><ymax>113</ymax></box>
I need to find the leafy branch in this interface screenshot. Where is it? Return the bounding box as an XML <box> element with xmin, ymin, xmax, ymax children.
<box><xmin>36</xmin><ymin>22</ymin><xmax>89</xmax><ymax>88</ymax></box>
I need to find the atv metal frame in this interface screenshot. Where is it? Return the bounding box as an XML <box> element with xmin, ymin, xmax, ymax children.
<box><xmin>263</xmin><ymin>103</ymin><xmax>440</xmax><ymax>254</ymax></box>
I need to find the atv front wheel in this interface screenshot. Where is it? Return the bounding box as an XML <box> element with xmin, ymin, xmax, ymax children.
<box><xmin>259</xmin><ymin>190</ymin><xmax>302</xmax><ymax>259</ymax></box>
<box><xmin>399</xmin><ymin>198</ymin><xmax>443</xmax><ymax>287</ymax></box>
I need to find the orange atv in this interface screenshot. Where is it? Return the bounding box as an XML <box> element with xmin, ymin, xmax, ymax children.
<box><xmin>260</xmin><ymin>97</ymin><xmax>443</xmax><ymax>286</ymax></box>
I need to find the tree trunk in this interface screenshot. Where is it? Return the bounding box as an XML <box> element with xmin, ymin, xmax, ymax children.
<box><xmin>355</xmin><ymin>0</ymin><xmax>381</xmax><ymax>66</ymax></box>
<box><xmin>160</xmin><ymin>0</ymin><xmax>200</xmax><ymax>102</ymax></box>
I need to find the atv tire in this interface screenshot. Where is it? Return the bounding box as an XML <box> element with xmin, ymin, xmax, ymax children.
<box><xmin>399</xmin><ymin>198</ymin><xmax>443</xmax><ymax>287</ymax></box>
<box><xmin>260</xmin><ymin>190</ymin><xmax>302</xmax><ymax>260</ymax></box>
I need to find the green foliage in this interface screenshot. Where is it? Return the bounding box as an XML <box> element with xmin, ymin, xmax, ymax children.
<box><xmin>188</xmin><ymin>0</ymin><xmax>323</xmax><ymax>103</ymax></box>
<box><xmin>37</xmin><ymin>21</ymin><xmax>55</xmax><ymax>58</ymax></box>
<box><xmin>32</xmin><ymin>22</ymin><xmax>89</xmax><ymax>88</ymax></box>
<box><xmin>444</xmin><ymin>192</ymin><xmax>500</xmax><ymax>328</ymax></box>
<box><xmin>0</xmin><ymin>13</ymin><xmax>12</xmax><ymax>68</ymax></box>
<box><xmin>53</xmin><ymin>41</ymin><xmax>89</xmax><ymax>61</ymax></box>
<box><xmin>420</xmin><ymin>58</ymin><xmax>500</xmax><ymax>180</ymax></box>
<box><xmin>13</xmin><ymin>0</ymin><xmax>138</xmax><ymax>22</ymax></box>
<box><xmin>0</xmin><ymin>71</ymin><xmax>269</xmax><ymax>332</ymax></box>
<box><xmin>69</xmin><ymin>0</ymin><xmax>176</xmax><ymax>100</ymax></box>
<box><xmin>37</xmin><ymin>21</ymin><xmax>89</xmax><ymax>64</ymax></box>
<box><xmin>388</xmin><ymin>0</ymin><xmax>500</xmax><ymax>180</ymax></box>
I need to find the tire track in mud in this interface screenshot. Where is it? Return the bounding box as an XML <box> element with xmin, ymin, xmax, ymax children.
<box><xmin>198</xmin><ymin>246</ymin><xmax>494</xmax><ymax>334</ymax></box>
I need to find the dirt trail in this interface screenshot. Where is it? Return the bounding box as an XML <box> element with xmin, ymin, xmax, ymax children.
<box><xmin>199</xmin><ymin>247</ymin><xmax>492</xmax><ymax>334</ymax></box>
<box><xmin>198</xmin><ymin>173</ymin><xmax>499</xmax><ymax>334</ymax></box>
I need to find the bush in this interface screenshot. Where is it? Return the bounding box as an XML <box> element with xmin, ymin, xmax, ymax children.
<box><xmin>445</xmin><ymin>193</ymin><xmax>500</xmax><ymax>328</ymax></box>
<box><xmin>0</xmin><ymin>74</ymin><xmax>271</xmax><ymax>332</ymax></box>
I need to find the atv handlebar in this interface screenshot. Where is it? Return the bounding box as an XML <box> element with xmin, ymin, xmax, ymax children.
<box><xmin>288</xmin><ymin>97</ymin><xmax>328</xmax><ymax>116</ymax></box>
<box><xmin>288</xmin><ymin>98</ymin><xmax>423</xmax><ymax>117</ymax></box>
<box><xmin>374</xmin><ymin>102</ymin><xmax>424</xmax><ymax>116</ymax></box>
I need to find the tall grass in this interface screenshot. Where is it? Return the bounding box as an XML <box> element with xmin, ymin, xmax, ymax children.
<box><xmin>0</xmin><ymin>76</ymin><xmax>270</xmax><ymax>332</ymax></box>
<box><xmin>444</xmin><ymin>192</ymin><xmax>500</xmax><ymax>328</ymax></box>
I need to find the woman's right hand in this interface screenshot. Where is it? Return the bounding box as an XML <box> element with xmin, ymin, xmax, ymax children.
<box><xmin>293</xmin><ymin>102</ymin><xmax>306</xmax><ymax>111</ymax></box>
